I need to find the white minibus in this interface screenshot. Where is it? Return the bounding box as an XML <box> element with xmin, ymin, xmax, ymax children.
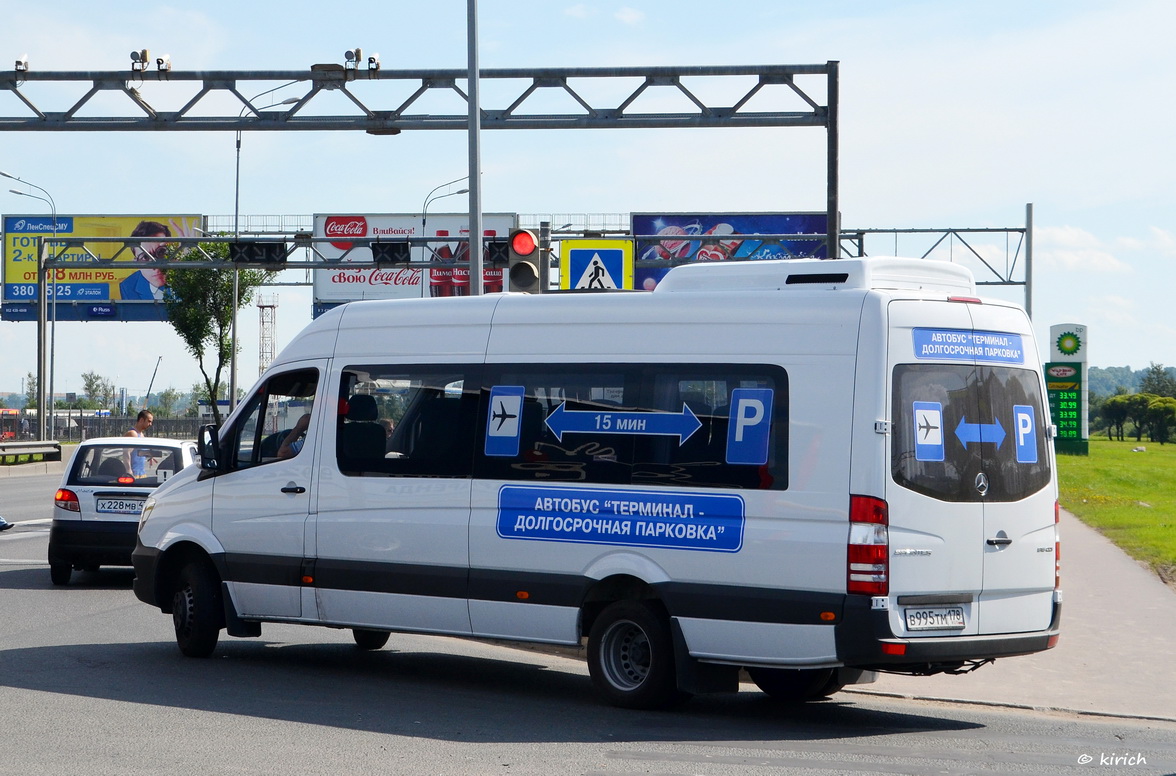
<box><xmin>134</xmin><ymin>257</ymin><xmax>1061</xmax><ymax>709</ymax></box>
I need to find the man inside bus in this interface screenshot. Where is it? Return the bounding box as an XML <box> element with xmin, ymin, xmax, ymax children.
<box><xmin>277</xmin><ymin>413</ymin><xmax>311</xmax><ymax>459</ymax></box>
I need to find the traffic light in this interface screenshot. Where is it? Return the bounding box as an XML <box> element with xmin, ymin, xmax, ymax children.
<box><xmin>371</xmin><ymin>239</ymin><xmax>411</xmax><ymax>266</ymax></box>
<box><xmin>507</xmin><ymin>228</ymin><xmax>541</xmax><ymax>293</ymax></box>
<box><xmin>230</xmin><ymin>241</ymin><xmax>287</xmax><ymax>267</ymax></box>
<box><xmin>486</xmin><ymin>237</ymin><xmax>510</xmax><ymax>265</ymax></box>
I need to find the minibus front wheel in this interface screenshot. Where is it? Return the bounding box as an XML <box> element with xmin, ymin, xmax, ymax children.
<box><xmin>172</xmin><ymin>561</ymin><xmax>222</xmax><ymax>658</ymax></box>
<box><xmin>587</xmin><ymin>600</ymin><xmax>682</xmax><ymax>709</ymax></box>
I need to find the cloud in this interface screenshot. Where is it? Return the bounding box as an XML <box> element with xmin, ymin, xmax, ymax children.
<box><xmin>1092</xmin><ymin>295</ymin><xmax>1141</xmax><ymax>326</ymax></box>
<box><xmin>1148</xmin><ymin>227</ymin><xmax>1176</xmax><ymax>257</ymax></box>
<box><xmin>1035</xmin><ymin>225</ymin><xmax>1132</xmax><ymax>273</ymax></box>
<box><xmin>564</xmin><ymin>4</ymin><xmax>594</xmax><ymax>19</ymax></box>
<box><xmin>614</xmin><ymin>7</ymin><xmax>645</xmax><ymax>25</ymax></box>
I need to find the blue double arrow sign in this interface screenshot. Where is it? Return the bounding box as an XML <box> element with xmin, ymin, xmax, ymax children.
<box><xmin>545</xmin><ymin>402</ymin><xmax>702</xmax><ymax>444</ymax></box>
<box><xmin>954</xmin><ymin>416</ymin><xmax>1006</xmax><ymax>449</ymax></box>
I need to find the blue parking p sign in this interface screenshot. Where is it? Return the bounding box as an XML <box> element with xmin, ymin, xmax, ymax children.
<box><xmin>1013</xmin><ymin>404</ymin><xmax>1037</xmax><ymax>464</ymax></box>
<box><xmin>726</xmin><ymin>388</ymin><xmax>773</xmax><ymax>465</ymax></box>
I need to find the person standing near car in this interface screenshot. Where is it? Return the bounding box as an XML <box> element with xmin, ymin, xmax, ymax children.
<box><xmin>125</xmin><ymin>410</ymin><xmax>154</xmax><ymax>477</ymax></box>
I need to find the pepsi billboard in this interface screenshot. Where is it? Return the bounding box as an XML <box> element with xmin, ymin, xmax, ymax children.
<box><xmin>631</xmin><ymin>212</ymin><xmax>827</xmax><ymax>291</ymax></box>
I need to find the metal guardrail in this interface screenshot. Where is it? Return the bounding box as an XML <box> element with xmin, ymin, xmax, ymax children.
<box><xmin>0</xmin><ymin>440</ymin><xmax>62</xmax><ymax>464</ymax></box>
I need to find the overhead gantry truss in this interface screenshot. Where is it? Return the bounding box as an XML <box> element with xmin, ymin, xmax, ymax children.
<box><xmin>0</xmin><ymin>63</ymin><xmax>837</xmax><ymax>132</ymax></box>
<box><xmin>1</xmin><ymin>61</ymin><xmax>842</xmax><ymax>282</ymax></box>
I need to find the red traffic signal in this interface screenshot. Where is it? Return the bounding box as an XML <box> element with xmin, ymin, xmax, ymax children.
<box><xmin>510</xmin><ymin>229</ymin><xmax>538</xmax><ymax>257</ymax></box>
<box><xmin>507</xmin><ymin>229</ymin><xmax>541</xmax><ymax>293</ymax></box>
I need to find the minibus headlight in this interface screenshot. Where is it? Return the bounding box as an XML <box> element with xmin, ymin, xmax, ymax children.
<box><xmin>138</xmin><ymin>497</ymin><xmax>156</xmax><ymax>531</ymax></box>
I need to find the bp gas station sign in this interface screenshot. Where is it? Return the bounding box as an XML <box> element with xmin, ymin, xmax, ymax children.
<box><xmin>1045</xmin><ymin>323</ymin><xmax>1088</xmax><ymax>455</ymax></box>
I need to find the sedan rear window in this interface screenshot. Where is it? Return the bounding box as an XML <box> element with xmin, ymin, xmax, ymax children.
<box><xmin>70</xmin><ymin>444</ymin><xmax>187</xmax><ymax>487</ymax></box>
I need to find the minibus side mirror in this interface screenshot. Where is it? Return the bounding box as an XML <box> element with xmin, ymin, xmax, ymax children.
<box><xmin>198</xmin><ymin>424</ymin><xmax>223</xmax><ymax>471</ymax></box>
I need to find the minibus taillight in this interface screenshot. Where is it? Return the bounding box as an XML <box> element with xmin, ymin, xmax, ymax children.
<box><xmin>848</xmin><ymin>495</ymin><xmax>889</xmax><ymax>595</ymax></box>
<box><xmin>55</xmin><ymin>488</ymin><xmax>80</xmax><ymax>512</ymax></box>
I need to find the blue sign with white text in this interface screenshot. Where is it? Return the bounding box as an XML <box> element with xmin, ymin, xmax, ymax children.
<box><xmin>88</xmin><ymin>305</ymin><xmax>116</xmax><ymax>318</ymax></box>
<box><xmin>498</xmin><ymin>485</ymin><xmax>745</xmax><ymax>552</ymax></box>
<box><xmin>544</xmin><ymin>401</ymin><xmax>701</xmax><ymax>443</ymax></box>
<box><xmin>4</xmin><ymin>215</ymin><xmax>74</xmax><ymax>233</ymax></box>
<box><xmin>912</xmin><ymin>328</ymin><xmax>1025</xmax><ymax>365</ymax></box>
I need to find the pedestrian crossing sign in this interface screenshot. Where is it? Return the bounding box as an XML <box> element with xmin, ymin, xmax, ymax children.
<box><xmin>559</xmin><ymin>239</ymin><xmax>635</xmax><ymax>290</ymax></box>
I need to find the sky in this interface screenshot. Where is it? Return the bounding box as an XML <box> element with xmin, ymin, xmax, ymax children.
<box><xmin>0</xmin><ymin>0</ymin><xmax>1173</xmax><ymax>402</ymax></box>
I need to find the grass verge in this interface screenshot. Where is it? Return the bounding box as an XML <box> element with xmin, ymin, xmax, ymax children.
<box><xmin>1057</xmin><ymin>437</ymin><xmax>1176</xmax><ymax>586</ymax></box>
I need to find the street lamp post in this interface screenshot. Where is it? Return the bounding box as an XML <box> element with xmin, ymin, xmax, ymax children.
<box><xmin>421</xmin><ymin>181</ymin><xmax>470</xmax><ymax>297</ymax></box>
<box><xmin>231</xmin><ymin>90</ymin><xmax>300</xmax><ymax>412</ymax></box>
<box><xmin>421</xmin><ymin>177</ymin><xmax>469</xmax><ymax>233</ymax></box>
<box><xmin>2</xmin><ymin>171</ymin><xmax>56</xmax><ymax>440</ymax></box>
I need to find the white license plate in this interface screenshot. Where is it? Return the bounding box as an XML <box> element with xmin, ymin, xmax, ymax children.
<box><xmin>905</xmin><ymin>606</ymin><xmax>966</xmax><ymax>631</ymax></box>
<box><xmin>96</xmin><ymin>498</ymin><xmax>145</xmax><ymax>515</ymax></box>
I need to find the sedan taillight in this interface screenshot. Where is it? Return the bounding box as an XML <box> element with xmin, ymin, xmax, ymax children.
<box><xmin>54</xmin><ymin>488</ymin><xmax>81</xmax><ymax>512</ymax></box>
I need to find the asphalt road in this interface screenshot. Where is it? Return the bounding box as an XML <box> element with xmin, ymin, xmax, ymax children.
<box><xmin>3</xmin><ymin>467</ymin><xmax>1176</xmax><ymax>774</ymax></box>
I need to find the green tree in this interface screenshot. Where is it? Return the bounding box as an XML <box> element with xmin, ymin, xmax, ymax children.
<box><xmin>1099</xmin><ymin>394</ymin><xmax>1129</xmax><ymax>441</ymax></box>
<box><xmin>1146</xmin><ymin>396</ymin><xmax>1176</xmax><ymax>444</ymax></box>
<box><xmin>24</xmin><ymin>371</ymin><xmax>37</xmax><ymax>409</ymax></box>
<box><xmin>164</xmin><ymin>242</ymin><xmax>271</xmax><ymax>425</ymax></box>
<box><xmin>1124</xmin><ymin>392</ymin><xmax>1157</xmax><ymax>442</ymax></box>
<box><xmin>187</xmin><ymin>380</ymin><xmax>222</xmax><ymax>419</ymax></box>
<box><xmin>81</xmin><ymin>370</ymin><xmax>117</xmax><ymax>410</ymax></box>
<box><xmin>1139</xmin><ymin>363</ymin><xmax>1176</xmax><ymax>398</ymax></box>
<box><xmin>155</xmin><ymin>387</ymin><xmax>182</xmax><ymax>418</ymax></box>
<box><xmin>82</xmin><ymin>370</ymin><xmax>104</xmax><ymax>403</ymax></box>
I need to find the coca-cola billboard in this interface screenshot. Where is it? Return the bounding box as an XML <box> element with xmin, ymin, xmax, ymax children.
<box><xmin>313</xmin><ymin>212</ymin><xmax>516</xmax><ymax>310</ymax></box>
<box><xmin>323</xmin><ymin>215</ymin><xmax>367</xmax><ymax>250</ymax></box>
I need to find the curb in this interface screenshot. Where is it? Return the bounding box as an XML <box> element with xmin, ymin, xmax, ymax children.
<box><xmin>499</xmin><ymin>641</ymin><xmax>1176</xmax><ymax>723</ymax></box>
<box><xmin>0</xmin><ymin>461</ymin><xmax>67</xmax><ymax>478</ymax></box>
<box><xmin>841</xmin><ymin>688</ymin><xmax>1176</xmax><ymax>725</ymax></box>
<box><xmin>0</xmin><ymin>461</ymin><xmax>66</xmax><ymax>478</ymax></box>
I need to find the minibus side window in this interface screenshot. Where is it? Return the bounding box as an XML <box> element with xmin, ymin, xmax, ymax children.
<box><xmin>336</xmin><ymin>366</ymin><xmax>477</xmax><ymax>477</ymax></box>
<box><xmin>476</xmin><ymin>363</ymin><xmax>788</xmax><ymax>490</ymax></box>
<box><xmin>633</xmin><ymin>368</ymin><xmax>788</xmax><ymax>490</ymax></box>
<box><xmin>229</xmin><ymin>368</ymin><xmax>319</xmax><ymax>470</ymax></box>
<box><xmin>477</xmin><ymin>367</ymin><xmax>633</xmax><ymax>484</ymax></box>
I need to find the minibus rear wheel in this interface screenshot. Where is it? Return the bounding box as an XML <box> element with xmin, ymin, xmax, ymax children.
<box><xmin>172</xmin><ymin>561</ymin><xmax>222</xmax><ymax>658</ymax></box>
<box><xmin>746</xmin><ymin>667</ymin><xmax>844</xmax><ymax>702</ymax></box>
<box><xmin>587</xmin><ymin>600</ymin><xmax>681</xmax><ymax>709</ymax></box>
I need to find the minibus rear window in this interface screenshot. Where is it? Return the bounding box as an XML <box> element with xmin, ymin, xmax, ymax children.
<box><xmin>891</xmin><ymin>364</ymin><xmax>1051</xmax><ymax>502</ymax></box>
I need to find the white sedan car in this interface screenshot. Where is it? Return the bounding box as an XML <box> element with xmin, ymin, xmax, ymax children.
<box><xmin>49</xmin><ymin>436</ymin><xmax>198</xmax><ymax>585</ymax></box>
